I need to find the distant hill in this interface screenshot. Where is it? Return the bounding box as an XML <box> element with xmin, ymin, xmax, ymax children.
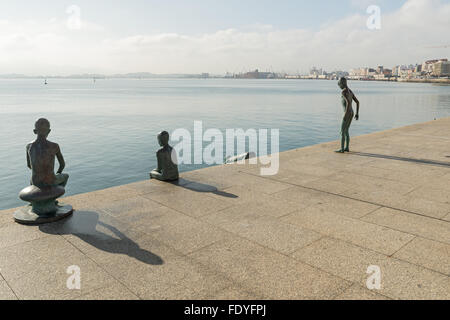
<box><xmin>0</xmin><ymin>72</ymin><xmax>216</xmax><ymax>79</ymax></box>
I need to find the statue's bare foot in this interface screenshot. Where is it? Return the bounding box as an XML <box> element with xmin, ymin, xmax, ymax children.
<box><xmin>335</xmin><ymin>149</ymin><xmax>345</xmax><ymax>153</ymax></box>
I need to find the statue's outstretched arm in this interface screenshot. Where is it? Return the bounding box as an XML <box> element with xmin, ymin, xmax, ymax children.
<box><xmin>353</xmin><ymin>94</ymin><xmax>360</xmax><ymax>118</ymax></box>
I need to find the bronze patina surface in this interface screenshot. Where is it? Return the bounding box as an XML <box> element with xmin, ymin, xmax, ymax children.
<box><xmin>335</xmin><ymin>77</ymin><xmax>360</xmax><ymax>153</ymax></box>
<box><xmin>150</xmin><ymin>131</ymin><xmax>179</xmax><ymax>181</ymax></box>
<box><xmin>14</xmin><ymin>118</ymin><xmax>73</xmax><ymax>224</ymax></box>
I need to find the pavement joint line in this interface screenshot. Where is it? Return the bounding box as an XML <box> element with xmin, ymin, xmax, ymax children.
<box><xmin>207</xmin><ymin>284</ymin><xmax>262</xmax><ymax>300</ymax></box>
<box><xmin>206</xmin><ymin>215</ymin><xmax>450</xmax><ymax>294</ymax></box>
<box><xmin>180</xmin><ymin>237</ymin><xmax>231</xmax><ymax>256</ymax></box>
<box><xmin>59</xmin><ymin>230</ymin><xmax>145</xmax><ymax>300</ymax></box>
<box><xmin>2</xmin><ymin>279</ymin><xmax>20</xmax><ymax>300</ymax></box>
<box><xmin>0</xmin><ymin>233</ymin><xmax>54</xmax><ymax>252</ymax></box>
<box><xmin>85</xmin><ymin>206</ymin><xmax>217</xmax><ymax>258</ymax></box>
<box><xmin>181</xmin><ymin>239</ymin><xmax>224</xmax><ymax>257</ymax></box>
<box><xmin>74</xmin><ymin>284</ymin><xmax>125</xmax><ymax>300</ymax></box>
<box><xmin>184</xmin><ymin>232</ymin><xmax>356</xmax><ymax>299</ymax></box>
<box><xmin>250</xmin><ymin>188</ymin><xmax>450</xmax><ymax>255</ymax></box>
<box><xmin>239</xmin><ymin>170</ymin><xmax>450</xmax><ymax>223</ymax></box>
<box><xmin>289</xmin><ymin>232</ymin><xmax>450</xmax><ymax>279</ymax></box>
<box><xmin>2</xmin><ymin>118</ymin><xmax>450</xmax><ymax>299</ymax></box>
<box><xmin>365</xmin><ymin>222</ymin><xmax>450</xmax><ymax>248</ymax></box>
<box><xmin>160</xmin><ymin>204</ymin><xmax>362</xmax><ymax>292</ymax></box>
<box><xmin>139</xmin><ymin>191</ymin><xmax>236</xmax><ymax>219</ymax></box>
<box><xmin>200</xmin><ymin>219</ymin><xmax>372</xmax><ymax>291</ymax></box>
<box><xmin>281</xmin><ymin>202</ymin><xmax>450</xmax><ymax>249</ymax></box>
<box><xmin>4</xmin><ymin>190</ymin><xmax>448</xmax><ymax>281</ymax></box>
<box><xmin>135</xmin><ymin>231</ymin><xmax>261</xmax><ymax>299</ymax></box>
<box><xmin>288</xmin><ymin>236</ymin><xmax>327</xmax><ymax>255</ymax></box>
<box><xmin>402</xmin><ymin>185</ymin><xmax>426</xmax><ymax>197</ymax></box>
<box><xmin>211</xmin><ymin>175</ymin><xmax>450</xmax><ymax>249</ymax></box>
<box><xmin>356</xmin><ymin>206</ymin><xmax>384</xmax><ymax>219</ymax></box>
<box><xmin>356</xmin><ymin>207</ymin><xmax>450</xmax><ymax>247</ymax></box>
<box><xmin>223</xmin><ymin>198</ymin><xmax>450</xmax><ymax>259</ymax></box>
<box><xmin>332</xmin><ymin>283</ymin><xmax>393</xmax><ymax>300</ymax></box>
<box><xmin>0</xmin><ymin>271</ymin><xmax>20</xmax><ymax>300</ymax></box>
<box><xmin>276</xmin><ymin>206</ymin><xmax>315</xmax><ymax>219</ymax></box>
<box><xmin>181</xmin><ymin>258</ymin><xmax>254</xmax><ymax>299</ymax></box>
<box><xmin>338</xmin><ymin>167</ymin><xmax>446</xmax><ymax>187</ymax></box>
<box><xmin>328</xmin><ymin>281</ymin><xmax>355</xmax><ymax>300</ymax></box>
<box><xmin>97</xmin><ymin>202</ymin><xmax>259</xmax><ymax>260</ymax></box>
<box><xmin>387</xmin><ymin>236</ymin><xmax>417</xmax><ymax>258</ymax></box>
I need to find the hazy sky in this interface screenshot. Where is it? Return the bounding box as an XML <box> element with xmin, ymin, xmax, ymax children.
<box><xmin>0</xmin><ymin>0</ymin><xmax>449</xmax><ymax>75</ymax></box>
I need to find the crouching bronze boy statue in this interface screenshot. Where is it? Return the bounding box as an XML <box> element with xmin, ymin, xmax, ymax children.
<box><xmin>14</xmin><ymin>118</ymin><xmax>73</xmax><ymax>224</ymax></box>
<box><xmin>150</xmin><ymin>131</ymin><xmax>179</xmax><ymax>181</ymax></box>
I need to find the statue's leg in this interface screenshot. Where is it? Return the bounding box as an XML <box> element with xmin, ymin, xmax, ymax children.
<box><xmin>335</xmin><ymin>119</ymin><xmax>346</xmax><ymax>153</ymax></box>
<box><xmin>55</xmin><ymin>173</ymin><xmax>69</xmax><ymax>187</ymax></box>
<box><xmin>344</xmin><ymin>116</ymin><xmax>353</xmax><ymax>152</ymax></box>
<box><xmin>344</xmin><ymin>133</ymin><xmax>350</xmax><ymax>152</ymax></box>
<box><xmin>345</xmin><ymin>133</ymin><xmax>350</xmax><ymax>151</ymax></box>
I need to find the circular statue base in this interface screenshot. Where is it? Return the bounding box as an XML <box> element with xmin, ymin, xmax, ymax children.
<box><xmin>14</xmin><ymin>204</ymin><xmax>73</xmax><ymax>225</ymax></box>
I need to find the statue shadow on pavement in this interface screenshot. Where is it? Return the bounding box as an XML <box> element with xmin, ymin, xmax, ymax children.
<box><xmin>352</xmin><ymin>152</ymin><xmax>450</xmax><ymax>168</ymax></box>
<box><xmin>39</xmin><ymin>210</ymin><xmax>164</xmax><ymax>266</ymax></box>
<box><xmin>171</xmin><ymin>178</ymin><xmax>238</xmax><ymax>198</ymax></box>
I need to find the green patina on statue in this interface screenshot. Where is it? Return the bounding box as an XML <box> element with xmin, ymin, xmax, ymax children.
<box><xmin>335</xmin><ymin>77</ymin><xmax>360</xmax><ymax>153</ymax></box>
<box><xmin>150</xmin><ymin>131</ymin><xmax>179</xmax><ymax>181</ymax></box>
<box><xmin>14</xmin><ymin>118</ymin><xmax>73</xmax><ymax>224</ymax></box>
<box><xmin>27</xmin><ymin>118</ymin><xmax>69</xmax><ymax>189</ymax></box>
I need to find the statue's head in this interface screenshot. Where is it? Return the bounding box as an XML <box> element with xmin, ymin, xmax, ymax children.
<box><xmin>34</xmin><ymin>118</ymin><xmax>51</xmax><ymax>138</ymax></box>
<box><xmin>157</xmin><ymin>131</ymin><xmax>170</xmax><ymax>147</ymax></box>
<box><xmin>338</xmin><ymin>77</ymin><xmax>347</xmax><ymax>89</ymax></box>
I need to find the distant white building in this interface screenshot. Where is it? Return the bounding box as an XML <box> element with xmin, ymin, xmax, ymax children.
<box><xmin>349</xmin><ymin>67</ymin><xmax>368</xmax><ymax>78</ymax></box>
<box><xmin>392</xmin><ymin>66</ymin><xmax>400</xmax><ymax>76</ymax></box>
<box><xmin>422</xmin><ymin>59</ymin><xmax>447</xmax><ymax>74</ymax></box>
<box><xmin>309</xmin><ymin>67</ymin><xmax>323</xmax><ymax>78</ymax></box>
<box><xmin>433</xmin><ymin>60</ymin><xmax>450</xmax><ymax>77</ymax></box>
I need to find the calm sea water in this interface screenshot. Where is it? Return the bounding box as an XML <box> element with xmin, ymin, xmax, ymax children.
<box><xmin>1</xmin><ymin>78</ymin><xmax>449</xmax><ymax>210</ymax></box>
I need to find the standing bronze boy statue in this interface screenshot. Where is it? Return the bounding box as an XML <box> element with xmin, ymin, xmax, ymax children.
<box><xmin>336</xmin><ymin>77</ymin><xmax>360</xmax><ymax>153</ymax></box>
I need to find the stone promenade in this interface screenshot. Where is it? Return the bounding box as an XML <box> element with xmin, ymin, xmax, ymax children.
<box><xmin>0</xmin><ymin>118</ymin><xmax>449</xmax><ymax>300</ymax></box>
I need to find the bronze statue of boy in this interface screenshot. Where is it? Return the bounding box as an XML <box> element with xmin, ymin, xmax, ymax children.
<box><xmin>336</xmin><ymin>77</ymin><xmax>360</xmax><ymax>153</ymax></box>
<box><xmin>14</xmin><ymin>118</ymin><xmax>72</xmax><ymax>224</ymax></box>
<box><xmin>27</xmin><ymin>118</ymin><xmax>69</xmax><ymax>188</ymax></box>
<box><xmin>150</xmin><ymin>131</ymin><xmax>179</xmax><ymax>181</ymax></box>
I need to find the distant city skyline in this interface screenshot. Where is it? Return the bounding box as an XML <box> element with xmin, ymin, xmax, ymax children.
<box><xmin>0</xmin><ymin>0</ymin><xmax>449</xmax><ymax>75</ymax></box>
<box><xmin>1</xmin><ymin>55</ymin><xmax>447</xmax><ymax>79</ymax></box>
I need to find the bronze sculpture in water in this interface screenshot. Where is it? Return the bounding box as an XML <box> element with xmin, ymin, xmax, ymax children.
<box><xmin>14</xmin><ymin>118</ymin><xmax>73</xmax><ymax>224</ymax></box>
<box><xmin>335</xmin><ymin>77</ymin><xmax>360</xmax><ymax>153</ymax></box>
<box><xmin>150</xmin><ymin>131</ymin><xmax>179</xmax><ymax>181</ymax></box>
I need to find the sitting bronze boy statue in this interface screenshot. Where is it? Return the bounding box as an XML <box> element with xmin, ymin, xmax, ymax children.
<box><xmin>150</xmin><ymin>131</ymin><xmax>179</xmax><ymax>181</ymax></box>
<box><xmin>14</xmin><ymin>118</ymin><xmax>73</xmax><ymax>224</ymax></box>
